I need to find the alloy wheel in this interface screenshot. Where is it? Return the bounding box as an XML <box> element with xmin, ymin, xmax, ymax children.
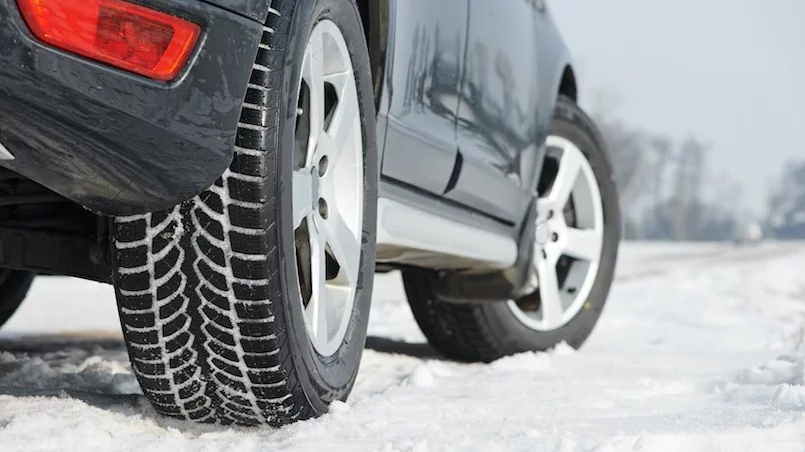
<box><xmin>292</xmin><ymin>19</ymin><xmax>364</xmax><ymax>356</ymax></box>
<box><xmin>508</xmin><ymin>135</ymin><xmax>605</xmax><ymax>331</ymax></box>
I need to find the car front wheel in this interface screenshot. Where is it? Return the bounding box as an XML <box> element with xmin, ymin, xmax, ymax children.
<box><xmin>112</xmin><ymin>0</ymin><xmax>378</xmax><ymax>426</ymax></box>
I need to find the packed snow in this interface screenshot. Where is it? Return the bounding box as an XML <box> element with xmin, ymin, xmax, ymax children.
<box><xmin>1</xmin><ymin>242</ymin><xmax>805</xmax><ymax>452</ymax></box>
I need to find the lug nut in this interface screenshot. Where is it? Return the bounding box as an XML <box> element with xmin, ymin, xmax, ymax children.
<box><xmin>318</xmin><ymin>156</ymin><xmax>328</xmax><ymax>177</ymax></box>
<box><xmin>318</xmin><ymin>198</ymin><xmax>329</xmax><ymax>219</ymax></box>
<box><xmin>551</xmin><ymin>232</ymin><xmax>559</xmax><ymax>242</ymax></box>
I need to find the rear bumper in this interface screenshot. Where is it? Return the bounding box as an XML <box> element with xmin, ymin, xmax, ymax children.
<box><xmin>0</xmin><ymin>0</ymin><xmax>263</xmax><ymax>216</ymax></box>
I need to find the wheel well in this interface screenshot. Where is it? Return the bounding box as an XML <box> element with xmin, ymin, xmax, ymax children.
<box><xmin>558</xmin><ymin>65</ymin><xmax>578</xmax><ymax>102</ymax></box>
<box><xmin>355</xmin><ymin>0</ymin><xmax>389</xmax><ymax>107</ymax></box>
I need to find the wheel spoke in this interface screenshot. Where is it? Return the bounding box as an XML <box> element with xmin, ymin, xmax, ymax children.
<box><xmin>537</xmin><ymin>257</ymin><xmax>563</xmax><ymax>326</ymax></box>
<box><xmin>322</xmin><ymin>208</ymin><xmax>360</xmax><ymax>286</ymax></box>
<box><xmin>563</xmin><ymin>227</ymin><xmax>603</xmax><ymax>262</ymax></box>
<box><xmin>292</xmin><ymin>170</ymin><xmax>313</xmax><ymax>229</ymax></box>
<box><xmin>307</xmin><ymin>219</ymin><xmax>328</xmax><ymax>342</ymax></box>
<box><xmin>548</xmin><ymin>146</ymin><xmax>583</xmax><ymax>208</ymax></box>
<box><xmin>324</xmin><ymin>72</ymin><xmax>360</xmax><ymax>166</ymax></box>
<box><xmin>302</xmin><ymin>27</ymin><xmax>325</xmax><ymax>163</ymax></box>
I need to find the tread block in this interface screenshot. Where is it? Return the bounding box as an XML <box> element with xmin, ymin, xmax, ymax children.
<box><xmin>127</xmin><ymin>329</ymin><xmax>159</xmax><ymax>346</ymax></box>
<box><xmin>230</xmin><ymin>153</ymin><xmax>270</xmax><ymax>177</ymax></box>
<box><xmin>156</xmin><ymin>272</ymin><xmax>183</xmax><ymax>300</ymax></box>
<box><xmin>162</xmin><ymin>312</ymin><xmax>190</xmax><ymax>338</ymax></box>
<box><xmin>203</xmin><ymin>305</ymin><xmax>235</xmax><ymax>330</ymax></box>
<box><xmin>211</xmin><ymin>357</ymin><xmax>244</xmax><ymax>378</ymax></box>
<box><xmin>193</xmin><ymin>207</ymin><xmax>225</xmax><ymax>241</ymax></box>
<box><xmin>199</xmin><ymin>191</ymin><xmax>224</xmax><ymax>215</ymax></box>
<box><xmin>195</xmin><ymin>234</ymin><xmax>227</xmax><ymax>267</ymax></box>
<box><xmin>240</xmin><ymin>338</ymin><xmax>278</xmax><ymax>354</ymax></box>
<box><xmin>213</xmin><ymin>371</ymin><xmax>248</xmax><ymax>394</ymax></box>
<box><xmin>228</xmin><ymin>204</ymin><xmax>272</xmax><ymax>229</ymax></box>
<box><xmin>115</xmin><ymin>218</ymin><xmax>147</xmax><ymax>241</ymax></box>
<box><xmin>116</xmin><ymin>270</ymin><xmax>150</xmax><ymax>292</ymax></box>
<box><xmin>232</xmin><ymin>282</ymin><xmax>272</xmax><ymax>302</ymax></box>
<box><xmin>119</xmin><ymin>311</ymin><xmax>155</xmax><ymax>329</ymax></box>
<box><xmin>183</xmin><ymin>394</ymin><xmax>208</xmax><ymax>411</ymax></box>
<box><xmin>238</xmin><ymin>321</ymin><xmax>274</xmax><ymax>338</ymax></box>
<box><xmin>230</xmin><ymin>256</ymin><xmax>271</xmax><ymax>280</ymax></box>
<box><xmin>168</xmin><ymin>348</ymin><xmax>195</xmax><ymax>369</ymax></box>
<box><xmin>140</xmin><ymin>376</ymin><xmax>171</xmax><ymax>392</ymax></box>
<box><xmin>204</xmin><ymin>323</ymin><xmax>236</xmax><ymax>347</ymax></box>
<box><xmin>206</xmin><ymin>336</ymin><xmax>240</xmax><ymax>363</ymax></box>
<box><xmin>235</xmin><ymin>302</ymin><xmax>274</xmax><ymax>321</ymax></box>
<box><xmin>235</xmin><ymin>127</ymin><xmax>267</xmax><ymax>150</ymax></box>
<box><xmin>153</xmin><ymin>246</ymin><xmax>181</xmax><ymax>280</ymax></box>
<box><xmin>158</xmin><ymin>294</ymin><xmax>185</xmax><ymax>320</ymax></box>
<box><xmin>243</xmin><ymin>86</ymin><xmax>273</xmax><ymax>107</ymax></box>
<box><xmin>149</xmin><ymin>211</ymin><xmax>169</xmax><ymax>227</ymax></box>
<box><xmin>177</xmin><ymin>380</ymin><xmax>204</xmax><ymax>400</ymax></box>
<box><xmin>196</xmin><ymin>259</ymin><xmax>229</xmax><ymax>292</ymax></box>
<box><xmin>228</xmin><ymin>230</ymin><xmax>270</xmax><ymax>256</ymax></box>
<box><xmin>199</xmin><ymin>284</ymin><xmax>230</xmax><ymax>311</ymax></box>
<box><xmin>165</xmin><ymin>331</ymin><xmax>192</xmax><ymax>353</ymax></box>
<box><xmin>227</xmin><ymin>177</ymin><xmax>268</xmax><ymax>204</ymax></box>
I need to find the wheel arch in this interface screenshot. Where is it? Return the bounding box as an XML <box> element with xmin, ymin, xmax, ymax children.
<box><xmin>558</xmin><ymin>64</ymin><xmax>578</xmax><ymax>102</ymax></box>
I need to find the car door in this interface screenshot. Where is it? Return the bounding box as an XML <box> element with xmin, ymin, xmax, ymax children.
<box><xmin>445</xmin><ymin>0</ymin><xmax>549</xmax><ymax>223</ymax></box>
<box><xmin>379</xmin><ymin>0</ymin><xmax>469</xmax><ymax>197</ymax></box>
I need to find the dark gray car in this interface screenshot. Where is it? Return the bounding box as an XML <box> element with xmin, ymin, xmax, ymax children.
<box><xmin>0</xmin><ymin>0</ymin><xmax>620</xmax><ymax>426</ymax></box>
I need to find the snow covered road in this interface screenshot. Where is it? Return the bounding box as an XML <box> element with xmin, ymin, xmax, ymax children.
<box><xmin>2</xmin><ymin>242</ymin><xmax>805</xmax><ymax>451</ymax></box>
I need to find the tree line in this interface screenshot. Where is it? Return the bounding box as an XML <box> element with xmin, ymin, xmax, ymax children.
<box><xmin>591</xmin><ymin>110</ymin><xmax>804</xmax><ymax>241</ymax></box>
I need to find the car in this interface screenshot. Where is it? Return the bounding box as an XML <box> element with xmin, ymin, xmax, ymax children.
<box><xmin>0</xmin><ymin>0</ymin><xmax>620</xmax><ymax>426</ymax></box>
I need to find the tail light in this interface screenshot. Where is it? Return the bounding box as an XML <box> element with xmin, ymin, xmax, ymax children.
<box><xmin>16</xmin><ymin>0</ymin><xmax>201</xmax><ymax>81</ymax></box>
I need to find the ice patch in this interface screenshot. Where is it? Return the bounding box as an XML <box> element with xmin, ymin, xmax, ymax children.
<box><xmin>0</xmin><ymin>349</ymin><xmax>139</xmax><ymax>395</ymax></box>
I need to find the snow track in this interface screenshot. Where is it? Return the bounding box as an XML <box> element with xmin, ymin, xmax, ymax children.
<box><xmin>2</xmin><ymin>242</ymin><xmax>805</xmax><ymax>451</ymax></box>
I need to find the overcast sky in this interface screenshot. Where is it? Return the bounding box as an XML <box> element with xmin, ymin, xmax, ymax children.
<box><xmin>549</xmin><ymin>0</ymin><xmax>805</xmax><ymax>214</ymax></box>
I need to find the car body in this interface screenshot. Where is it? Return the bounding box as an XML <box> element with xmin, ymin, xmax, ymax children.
<box><xmin>0</xmin><ymin>0</ymin><xmax>572</xmax><ymax>222</ymax></box>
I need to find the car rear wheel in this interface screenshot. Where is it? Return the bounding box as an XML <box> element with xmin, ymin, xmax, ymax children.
<box><xmin>0</xmin><ymin>270</ymin><xmax>35</xmax><ymax>329</ymax></box>
<box><xmin>111</xmin><ymin>0</ymin><xmax>377</xmax><ymax>426</ymax></box>
<box><xmin>403</xmin><ymin>96</ymin><xmax>620</xmax><ymax>362</ymax></box>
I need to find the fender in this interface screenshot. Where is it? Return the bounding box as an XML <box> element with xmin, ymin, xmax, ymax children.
<box><xmin>201</xmin><ymin>0</ymin><xmax>272</xmax><ymax>23</ymax></box>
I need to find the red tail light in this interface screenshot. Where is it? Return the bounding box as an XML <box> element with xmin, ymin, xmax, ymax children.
<box><xmin>17</xmin><ymin>0</ymin><xmax>201</xmax><ymax>81</ymax></box>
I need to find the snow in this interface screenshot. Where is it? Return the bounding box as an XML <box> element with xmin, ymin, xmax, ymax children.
<box><xmin>2</xmin><ymin>242</ymin><xmax>805</xmax><ymax>451</ymax></box>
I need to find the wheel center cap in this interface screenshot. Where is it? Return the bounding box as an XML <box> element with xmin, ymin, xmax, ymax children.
<box><xmin>535</xmin><ymin>221</ymin><xmax>550</xmax><ymax>245</ymax></box>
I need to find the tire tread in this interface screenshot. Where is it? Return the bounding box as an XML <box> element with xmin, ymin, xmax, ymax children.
<box><xmin>113</xmin><ymin>0</ymin><xmax>314</xmax><ymax>426</ymax></box>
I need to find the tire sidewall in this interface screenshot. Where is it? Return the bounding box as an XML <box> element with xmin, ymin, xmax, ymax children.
<box><xmin>277</xmin><ymin>0</ymin><xmax>378</xmax><ymax>412</ymax></box>
<box><xmin>482</xmin><ymin>100</ymin><xmax>621</xmax><ymax>351</ymax></box>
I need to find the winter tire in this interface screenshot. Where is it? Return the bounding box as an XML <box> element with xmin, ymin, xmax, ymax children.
<box><xmin>0</xmin><ymin>270</ymin><xmax>35</xmax><ymax>329</ymax></box>
<box><xmin>404</xmin><ymin>96</ymin><xmax>620</xmax><ymax>362</ymax></box>
<box><xmin>111</xmin><ymin>0</ymin><xmax>378</xmax><ymax>426</ymax></box>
